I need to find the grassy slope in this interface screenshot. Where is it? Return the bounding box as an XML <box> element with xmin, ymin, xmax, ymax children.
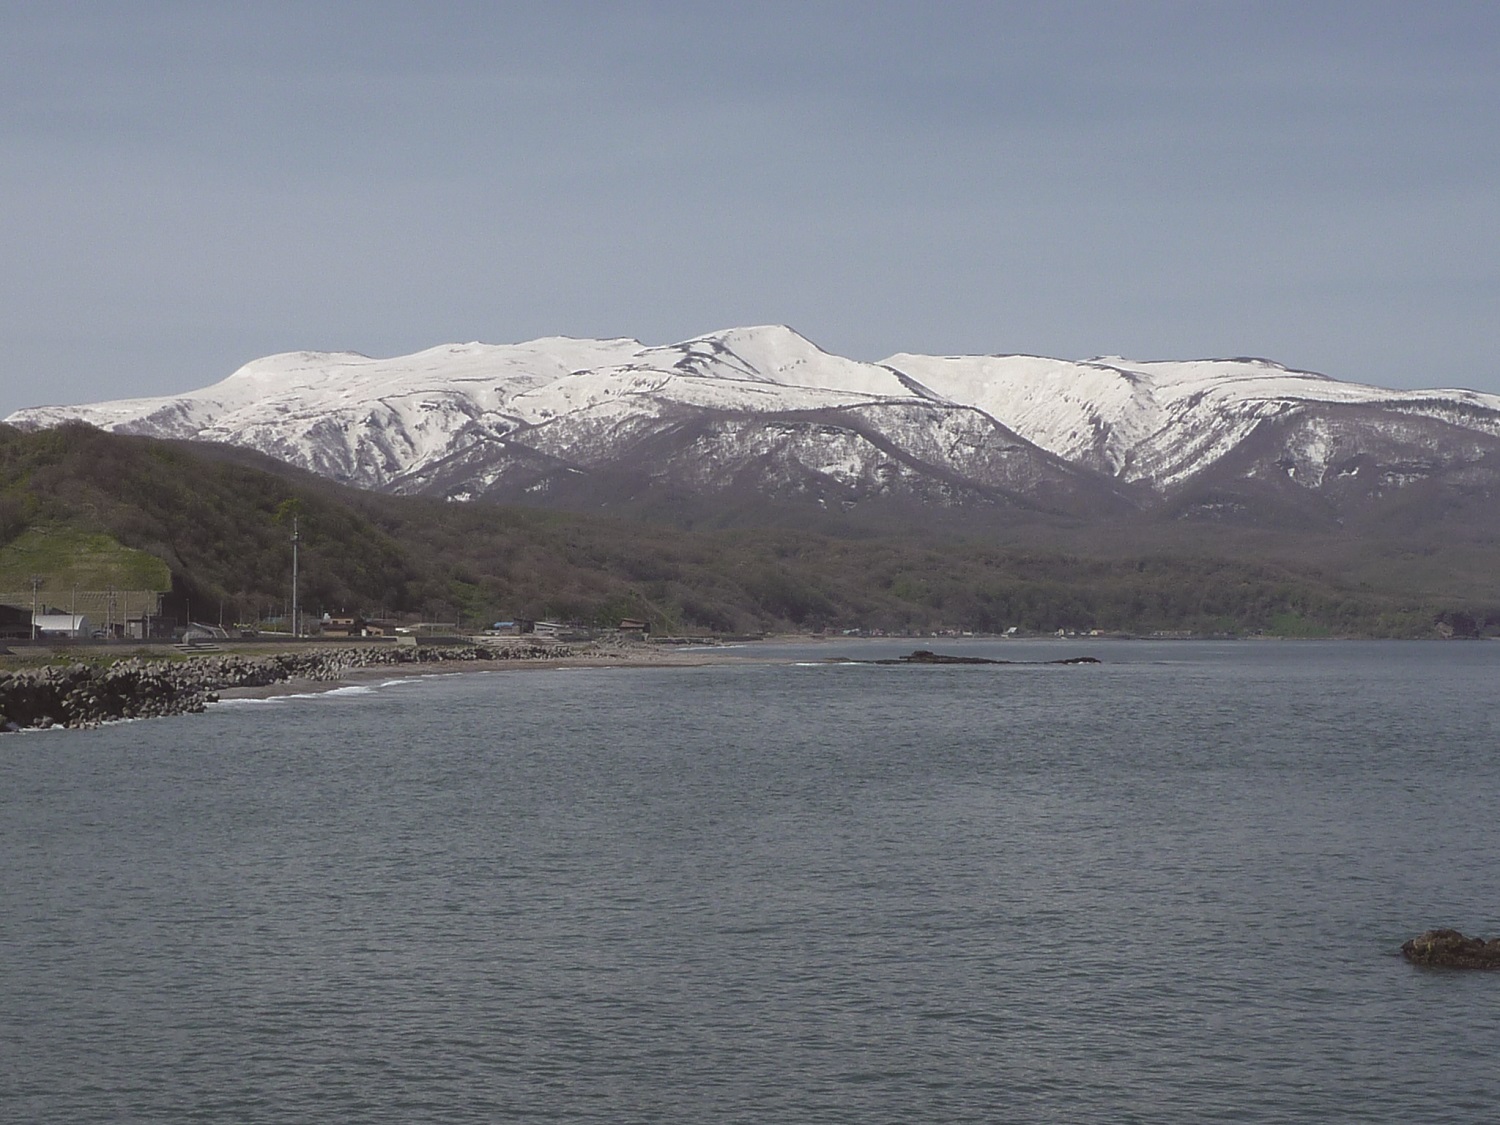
<box><xmin>0</xmin><ymin>526</ymin><xmax>171</xmax><ymax>595</ymax></box>
<box><xmin>1</xmin><ymin>423</ymin><xmax>1495</xmax><ymax>637</ymax></box>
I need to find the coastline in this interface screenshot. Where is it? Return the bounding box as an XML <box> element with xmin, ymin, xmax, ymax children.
<box><xmin>0</xmin><ymin>638</ymin><xmax>761</xmax><ymax>729</ymax></box>
<box><xmin>2</xmin><ymin>635</ymin><xmax>1129</xmax><ymax>729</ymax></box>
<box><xmin>211</xmin><ymin>640</ymin><xmax>741</xmax><ymax>701</ymax></box>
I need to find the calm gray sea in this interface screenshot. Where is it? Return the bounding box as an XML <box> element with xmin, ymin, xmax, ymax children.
<box><xmin>4</xmin><ymin>639</ymin><xmax>1499</xmax><ymax>1123</ymax></box>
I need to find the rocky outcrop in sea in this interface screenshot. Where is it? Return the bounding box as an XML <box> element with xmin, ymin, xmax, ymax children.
<box><xmin>830</xmin><ymin>650</ymin><xmax>1103</xmax><ymax>666</ymax></box>
<box><xmin>0</xmin><ymin>643</ymin><xmax>569</xmax><ymax>732</ymax></box>
<box><xmin>1401</xmin><ymin>929</ymin><xmax>1500</xmax><ymax>969</ymax></box>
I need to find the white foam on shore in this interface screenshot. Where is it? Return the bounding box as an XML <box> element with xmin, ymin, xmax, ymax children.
<box><xmin>210</xmin><ymin>684</ymin><xmax>374</xmax><ymax>707</ymax></box>
<box><xmin>209</xmin><ymin>670</ymin><xmax>482</xmax><ymax>709</ymax></box>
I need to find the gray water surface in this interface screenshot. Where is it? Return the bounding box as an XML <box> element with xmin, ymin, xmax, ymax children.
<box><xmin>4</xmin><ymin>641</ymin><xmax>1499</xmax><ymax>1122</ymax></box>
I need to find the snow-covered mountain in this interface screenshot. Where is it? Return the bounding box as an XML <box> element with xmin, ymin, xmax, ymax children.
<box><xmin>10</xmin><ymin>325</ymin><xmax>1500</xmax><ymax>525</ymax></box>
<box><xmin>884</xmin><ymin>351</ymin><xmax>1500</xmax><ymax>491</ymax></box>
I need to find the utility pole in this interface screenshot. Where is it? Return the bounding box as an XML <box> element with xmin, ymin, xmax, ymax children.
<box><xmin>30</xmin><ymin>575</ymin><xmax>41</xmax><ymax>642</ymax></box>
<box><xmin>291</xmin><ymin>514</ymin><xmax>300</xmax><ymax>639</ymax></box>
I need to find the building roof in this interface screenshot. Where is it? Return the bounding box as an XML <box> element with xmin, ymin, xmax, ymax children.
<box><xmin>34</xmin><ymin>614</ymin><xmax>90</xmax><ymax>630</ymax></box>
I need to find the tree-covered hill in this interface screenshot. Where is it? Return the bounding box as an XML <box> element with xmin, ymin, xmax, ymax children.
<box><xmin>1</xmin><ymin>423</ymin><xmax>1494</xmax><ymax>637</ymax></box>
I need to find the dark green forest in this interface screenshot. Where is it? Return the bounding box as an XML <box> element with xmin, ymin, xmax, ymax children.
<box><xmin>2</xmin><ymin>423</ymin><xmax>1496</xmax><ymax>637</ymax></box>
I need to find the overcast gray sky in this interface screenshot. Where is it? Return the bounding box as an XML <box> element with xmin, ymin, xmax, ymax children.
<box><xmin>3</xmin><ymin>1</ymin><xmax>1498</xmax><ymax>417</ymax></box>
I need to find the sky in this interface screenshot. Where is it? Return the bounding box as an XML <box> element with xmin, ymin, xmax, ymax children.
<box><xmin>3</xmin><ymin>1</ymin><xmax>1498</xmax><ymax>418</ymax></box>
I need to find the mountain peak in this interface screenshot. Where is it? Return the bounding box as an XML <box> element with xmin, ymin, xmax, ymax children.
<box><xmin>8</xmin><ymin>329</ymin><xmax>1500</xmax><ymax>515</ymax></box>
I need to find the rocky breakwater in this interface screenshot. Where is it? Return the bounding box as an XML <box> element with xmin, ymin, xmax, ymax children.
<box><xmin>1401</xmin><ymin>929</ymin><xmax>1500</xmax><ymax>969</ymax></box>
<box><xmin>0</xmin><ymin>642</ymin><xmax>569</xmax><ymax>732</ymax></box>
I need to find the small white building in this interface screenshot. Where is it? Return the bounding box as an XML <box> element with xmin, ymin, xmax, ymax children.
<box><xmin>33</xmin><ymin>613</ymin><xmax>93</xmax><ymax>639</ymax></box>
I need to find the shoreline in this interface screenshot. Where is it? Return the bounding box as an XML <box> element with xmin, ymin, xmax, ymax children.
<box><xmin>0</xmin><ymin>635</ymin><xmax>1070</xmax><ymax>728</ymax></box>
<box><xmin>211</xmin><ymin>642</ymin><xmax>742</xmax><ymax>701</ymax></box>
<box><xmin>16</xmin><ymin>632</ymin><xmax>1390</xmax><ymax>730</ymax></box>
<box><xmin>0</xmin><ymin>639</ymin><xmax>765</xmax><ymax>729</ymax></box>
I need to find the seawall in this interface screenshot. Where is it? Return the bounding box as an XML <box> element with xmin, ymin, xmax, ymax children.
<box><xmin>0</xmin><ymin>643</ymin><xmax>568</xmax><ymax>731</ymax></box>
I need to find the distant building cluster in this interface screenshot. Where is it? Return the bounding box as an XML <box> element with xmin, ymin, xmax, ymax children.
<box><xmin>0</xmin><ymin>590</ymin><xmax>167</xmax><ymax>641</ymax></box>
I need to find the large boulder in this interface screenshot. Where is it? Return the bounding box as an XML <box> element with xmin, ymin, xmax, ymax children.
<box><xmin>1401</xmin><ymin>929</ymin><xmax>1500</xmax><ymax>969</ymax></box>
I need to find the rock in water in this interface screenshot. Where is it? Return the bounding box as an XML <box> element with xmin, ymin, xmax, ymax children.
<box><xmin>1401</xmin><ymin>929</ymin><xmax>1500</xmax><ymax>969</ymax></box>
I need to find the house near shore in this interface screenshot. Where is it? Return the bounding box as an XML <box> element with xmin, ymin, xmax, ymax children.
<box><xmin>0</xmin><ymin>590</ymin><xmax>167</xmax><ymax>641</ymax></box>
<box><xmin>123</xmin><ymin>614</ymin><xmax>161</xmax><ymax>640</ymax></box>
<box><xmin>616</xmin><ymin>618</ymin><xmax>650</xmax><ymax>636</ymax></box>
<box><xmin>33</xmin><ymin>613</ymin><xmax>92</xmax><ymax>639</ymax></box>
<box><xmin>320</xmin><ymin>615</ymin><xmax>397</xmax><ymax>638</ymax></box>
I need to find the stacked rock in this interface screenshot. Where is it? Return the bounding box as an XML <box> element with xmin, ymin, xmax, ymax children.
<box><xmin>0</xmin><ymin>642</ymin><xmax>571</xmax><ymax>732</ymax></box>
<box><xmin>0</xmin><ymin>660</ymin><xmax>213</xmax><ymax>729</ymax></box>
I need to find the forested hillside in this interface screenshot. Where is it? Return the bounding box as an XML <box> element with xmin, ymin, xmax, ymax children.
<box><xmin>1</xmin><ymin>423</ymin><xmax>1494</xmax><ymax>637</ymax></box>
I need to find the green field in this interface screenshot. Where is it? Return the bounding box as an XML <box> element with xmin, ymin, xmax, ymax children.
<box><xmin>0</xmin><ymin>526</ymin><xmax>172</xmax><ymax>597</ymax></box>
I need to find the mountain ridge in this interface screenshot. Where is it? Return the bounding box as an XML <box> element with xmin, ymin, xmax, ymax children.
<box><xmin>10</xmin><ymin>325</ymin><xmax>1500</xmax><ymax>529</ymax></box>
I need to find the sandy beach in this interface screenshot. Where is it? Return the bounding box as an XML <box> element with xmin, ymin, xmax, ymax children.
<box><xmin>208</xmin><ymin>639</ymin><xmax>756</xmax><ymax>701</ymax></box>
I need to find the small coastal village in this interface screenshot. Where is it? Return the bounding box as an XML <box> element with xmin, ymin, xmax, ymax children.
<box><xmin>0</xmin><ymin>581</ymin><xmax>1068</xmax><ymax>734</ymax></box>
<box><xmin>0</xmin><ymin>529</ymin><xmax>1197</xmax><ymax>735</ymax></box>
<box><xmin>0</xmin><ymin>562</ymin><xmax>644</xmax><ymax>731</ymax></box>
<box><xmin>0</xmin><ymin>567</ymin><xmax>1448</xmax><ymax>736</ymax></box>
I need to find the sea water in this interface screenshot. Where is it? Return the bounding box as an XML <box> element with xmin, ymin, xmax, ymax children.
<box><xmin>3</xmin><ymin>640</ymin><xmax>1499</xmax><ymax>1122</ymax></box>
